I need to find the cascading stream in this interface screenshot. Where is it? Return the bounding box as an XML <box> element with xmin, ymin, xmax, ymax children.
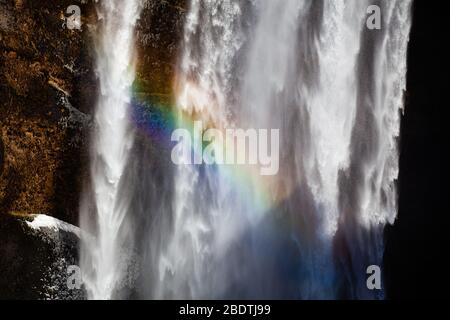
<box><xmin>155</xmin><ymin>0</ymin><xmax>412</xmax><ymax>299</ymax></box>
<box><xmin>78</xmin><ymin>0</ymin><xmax>412</xmax><ymax>300</ymax></box>
<box><xmin>80</xmin><ymin>0</ymin><xmax>142</xmax><ymax>300</ymax></box>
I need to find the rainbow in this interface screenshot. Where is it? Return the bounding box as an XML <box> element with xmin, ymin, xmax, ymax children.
<box><xmin>130</xmin><ymin>79</ymin><xmax>279</xmax><ymax>214</ymax></box>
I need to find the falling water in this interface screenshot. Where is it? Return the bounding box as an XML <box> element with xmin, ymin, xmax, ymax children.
<box><xmin>152</xmin><ymin>0</ymin><xmax>412</xmax><ymax>299</ymax></box>
<box><xmin>80</xmin><ymin>0</ymin><xmax>142</xmax><ymax>299</ymax></box>
<box><xmin>77</xmin><ymin>0</ymin><xmax>412</xmax><ymax>300</ymax></box>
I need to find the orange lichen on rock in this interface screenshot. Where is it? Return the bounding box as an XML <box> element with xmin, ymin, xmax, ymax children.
<box><xmin>0</xmin><ymin>117</ymin><xmax>63</xmax><ymax>216</ymax></box>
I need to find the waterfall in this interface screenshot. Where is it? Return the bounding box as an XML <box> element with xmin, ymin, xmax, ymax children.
<box><xmin>77</xmin><ymin>0</ymin><xmax>412</xmax><ymax>300</ymax></box>
<box><xmin>80</xmin><ymin>0</ymin><xmax>142</xmax><ymax>300</ymax></box>
<box><xmin>155</xmin><ymin>0</ymin><xmax>412</xmax><ymax>299</ymax></box>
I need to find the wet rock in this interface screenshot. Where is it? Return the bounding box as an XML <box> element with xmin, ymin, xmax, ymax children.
<box><xmin>0</xmin><ymin>214</ymin><xmax>84</xmax><ymax>299</ymax></box>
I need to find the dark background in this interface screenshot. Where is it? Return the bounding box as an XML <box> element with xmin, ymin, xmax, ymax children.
<box><xmin>384</xmin><ymin>0</ymin><xmax>449</xmax><ymax>299</ymax></box>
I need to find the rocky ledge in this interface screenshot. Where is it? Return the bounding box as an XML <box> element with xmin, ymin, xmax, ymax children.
<box><xmin>0</xmin><ymin>213</ymin><xmax>82</xmax><ymax>299</ymax></box>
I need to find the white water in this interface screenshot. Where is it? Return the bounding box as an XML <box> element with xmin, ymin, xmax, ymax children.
<box><xmin>80</xmin><ymin>0</ymin><xmax>142</xmax><ymax>300</ymax></box>
<box><xmin>154</xmin><ymin>0</ymin><xmax>412</xmax><ymax>299</ymax></box>
<box><xmin>77</xmin><ymin>0</ymin><xmax>412</xmax><ymax>300</ymax></box>
<box><xmin>27</xmin><ymin>214</ymin><xmax>81</xmax><ymax>237</ymax></box>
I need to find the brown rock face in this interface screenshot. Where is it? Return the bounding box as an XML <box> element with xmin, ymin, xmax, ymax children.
<box><xmin>0</xmin><ymin>0</ymin><xmax>187</xmax><ymax>225</ymax></box>
<box><xmin>136</xmin><ymin>0</ymin><xmax>187</xmax><ymax>105</ymax></box>
<box><xmin>0</xmin><ymin>119</ymin><xmax>63</xmax><ymax>216</ymax></box>
<box><xmin>0</xmin><ymin>0</ymin><xmax>97</xmax><ymax>225</ymax></box>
